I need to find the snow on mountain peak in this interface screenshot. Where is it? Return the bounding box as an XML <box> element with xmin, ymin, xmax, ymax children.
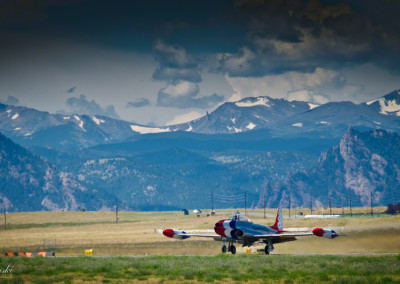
<box><xmin>130</xmin><ymin>125</ymin><xmax>171</xmax><ymax>134</ymax></box>
<box><xmin>11</xmin><ymin>113</ymin><xmax>19</xmax><ymax>120</ymax></box>
<box><xmin>308</xmin><ymin>103</ymin><xmax>320</xmax><ymax>110</ymax></box>
<box><xmin>246</xmin><ymin>122</ymin><xmax>256</xmax><ymax>130</ymax></box>
<box><xmin>292</xmin><ymin>123</ymin><xmax>303</xmax><ymax>127</ymax></box>
<box><xmin>91</xmin><ymin>116</ymin><xmax>105</xmax><ymax>125</ymax></box>
<box><xmin>235</xmin><ymin>97</ymin><xmax>270</xmax><ymax>108</ymax></box>
<box><xmin>367</xmin><ymin>97</ymin><xmax>400</xmax><ymax>115</ymax></box>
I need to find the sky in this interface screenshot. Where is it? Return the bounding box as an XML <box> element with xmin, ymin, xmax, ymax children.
<box><xmin>0</xmin><ymin>0</ymin><xmax>399</xmax><ymax>126</ymax></box>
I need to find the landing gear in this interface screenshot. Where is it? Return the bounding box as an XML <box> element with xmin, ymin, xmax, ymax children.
<box><xmin>264</xmin><ymin>239</ymin><xmax>274</xmax><ymax>255</ymax></box>
<box><xmin>221</xmin><ymin>243</ymin><xmax>236</xmax><ymax>254</ymax></box>
<box><xmin>231</xmin><ymin>245</ymin><xmax>236</xmax><ymax>254</ymax></box>
<box><xmin>264</xmin><ymin>245</ymin><xmax>269</xmax><ymax>255</ymax></box>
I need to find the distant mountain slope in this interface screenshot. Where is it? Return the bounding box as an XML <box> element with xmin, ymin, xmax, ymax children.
<box><xmin>0</xmin><ymin>104</ymin><xmax>141</xmax><ymax>149</ymax></box>
<box><xmin>0</xmin><ymin>132</ymin><xmax>110</xmax><ymax>211</ymax></box>
<box><xmin>283</xmin><ymin>128</ymin><xmax>400</xmax><ymax>208</ymax></box>
<box><xmin>269</xmin><ymin>101</ymin><xmax>400</xmax><ymax>138</ymax></box>
<box><xmin>63</xmin><ymin>148</ymin><xmax>318</xmax><ymax>210</ymax></box>
<box><xmin>170</xmin><ymin>96</ymin><xmax>315</xmax><ymax>134</ymax></box>
<box><xmin>363</xmin><ymin>89</ymin><xmax>400</xmax><ymax>116</ymax></box>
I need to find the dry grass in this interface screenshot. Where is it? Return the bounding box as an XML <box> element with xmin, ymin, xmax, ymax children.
<box><xmin>0</xmin><ymin>210</ymin><xmax>399</xmax><ymax>256</ymax></box>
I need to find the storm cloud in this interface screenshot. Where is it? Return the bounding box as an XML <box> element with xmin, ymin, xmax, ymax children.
<box><xmin>217</xmin><ymin>0</ymin><xmax>400</xmax><ymax>77</ymax></box>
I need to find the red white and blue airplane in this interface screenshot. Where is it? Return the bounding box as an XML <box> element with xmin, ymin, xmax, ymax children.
<box><xmin>163</xmin><ymin>209</ymin><xmax>341</xmax><ymax>254</ymax></box>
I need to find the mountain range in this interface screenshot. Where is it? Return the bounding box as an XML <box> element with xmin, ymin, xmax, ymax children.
<box><xmin>1</xmin><ymin>90</ymin><xmax>399</xmax><ymax>152</ymax></box>
<box><xmin>0</xmin><ymin>89</ymin><xmax>399</xmax><ymax>211</ymax></box>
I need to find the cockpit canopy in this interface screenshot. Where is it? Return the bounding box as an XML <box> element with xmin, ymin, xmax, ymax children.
<box><xmin>228</xmin><ymin>211</ymin><xmax>252</xmax><ymax>223</ymax></box>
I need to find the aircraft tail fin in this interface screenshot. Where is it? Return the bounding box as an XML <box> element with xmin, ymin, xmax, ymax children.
<box><xmin>270</xmin><ymin>208</ymin><xmax>283</xmax><ymax>231</ymax></box>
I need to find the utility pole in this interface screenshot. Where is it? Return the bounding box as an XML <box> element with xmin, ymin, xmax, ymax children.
<box><xmin>288</xmin><ymin>195</ymin><xmax>291</xmax><ymax>219</ymax></box>
<box><xmin>349</xmin><ymin>193</ymin><xmax>352</xmax><ymax>217</ymax></box>
<box><xmin>310</xmin><ymin>197</ymin><xmax>313</xmax><ymax>215</ymax></box>
<box><xmin>341</xmin><ymin>194</ymin><xmax>344</xmax><ymax>216</ymax></box>
<box><xmin>244</xmin><ymin>191</ymin><xmax>247</xmax><ymax>215</ymax></box>
<box><xmin>211</xmin><ymin>189</ymin><xmax>214</xmax><ymax>212</ymax></box>
<box><xmin>263</xmin><ymin>191</ymin><xmax>266</xmax><ymax>219</ymax></box>
<box><xmin>115</xmin><ymin>198</ymin><xmax>119</xmax><ymax>224</ymax></box>
<box><xmin>370</xmin><ymin>191</ymin><xmax>373</xmax><ymax>217</ymax></box>
<box><xmin>329</xmin><ymin>194</ymin><xmax>332</xmax><ymax>215</ymax></box>
<box><xmin>3</xmin><ymin>206</ymin><xmax>6</xmax><ymax>230</ymax></box>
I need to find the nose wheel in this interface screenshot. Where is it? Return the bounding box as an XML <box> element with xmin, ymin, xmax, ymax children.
<box><xmin>221</xmin><ymin>244</ymin><xmax>227</xmax><ymax>253</ymax></box>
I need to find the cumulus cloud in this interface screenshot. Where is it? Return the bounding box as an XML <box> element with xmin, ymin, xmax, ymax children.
<box><xmin>126</xmin><ymin>98</ymin><xmax>151</xmax><ymax>108</ymax></box>
<box><xmin>152</xmin><ymin>41</ymin><xmax>223</xmax><ymax>109</ymax></box>
<box><xmin>1</xmin><ymin>96</ymin><xmax>19</xmax><ymax>105</ymax></box>
<box><xmin>62</xmin><ymin>94</ymin><xmax>120</xmax><ymax>119</ymax></box>
<box><xmin>153</xmin><ymin>40</ymin><xmax>196</xmax><ymax>68</ymax></box>
<box><xmin>225</xmin><ymin>67</ymin><xmax>346</xmax><ymax>104</ymax></box>
<box><xmin>157</xmin><ymin>81</ymin><xmax>224</xmax><ymax>109</ymax></box>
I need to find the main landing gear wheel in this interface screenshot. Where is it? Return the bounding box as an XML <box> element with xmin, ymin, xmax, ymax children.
<box><xmin>222</xmin><ymin>244</ymin><xmax>227</xmax><ymax>253</ymax></box>
<box><xmin>231</xmin><ymin>245</ymin><xmax>236</xmax><ymax>254</ymax></box>
<box><xmin>265</xmin><ymin>245</ymin><xmax>269</xmax><ymax>255</ymax></box>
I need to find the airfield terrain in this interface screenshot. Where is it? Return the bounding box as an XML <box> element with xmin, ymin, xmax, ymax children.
<box><xmin>0</xmin><ymin>208</ymin><xmax>399</xmax><ymax>256</ymax></box>
<box><xmin>0</xmin><ymin>209</ymin><xmax>399</xmax><ymax>283</ymax></box>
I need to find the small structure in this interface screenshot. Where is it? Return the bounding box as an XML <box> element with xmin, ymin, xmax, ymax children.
<box><xmin>181</xmin><ymin>209</ymin><xmax>189</xmax><ymax>215</ymax></box>
<box><xmin>85</xmin><ymin>249</ymin><xmax>94</xmax><ymax>256</ymax></box>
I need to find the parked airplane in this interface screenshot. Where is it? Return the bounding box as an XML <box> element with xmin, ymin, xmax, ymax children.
<box><xmin>163</xmin><ymin>209</ymin><xmax>341</xmax><ymax>254</ymax></box>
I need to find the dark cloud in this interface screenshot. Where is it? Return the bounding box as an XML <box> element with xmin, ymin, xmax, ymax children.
<box><xmin>152</xmin><ymin>41</ymin><xmax>219</xmax><ymax>109</ymax></box>
<box><xmin>152</xmin><ymin>40</ymin><xmax>202</xmax><ymax>83</ymax></box>
<box><xmin>216</xmin><ymin>0</ymin><xmax>400</xmax><ymax>77</ymax></box>
<box><xmin>157</xmin><ymin>81</ymin><xmax>224</xmax><ymax>109</ymax></box>
<box><xmin>126</xmin><ymin>98</ymin><xmax>151</xmax><ymax>108</ymax></box>
<box><xmin>64</xmin><ymin>94</ymin><xmax>119</xmax><ymax>118</ymax></box>
<box><xmin>1</xmin><ymin>96</ymin><xmax>19</xmax><ymax>106</ymax></box>
<box><xmin>66</xmin><ymin>86</ymin><xmax>77</xmax><ymax>93</ymax></box>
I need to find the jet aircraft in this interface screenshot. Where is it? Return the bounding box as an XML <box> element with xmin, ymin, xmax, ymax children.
<box><xmin>163</xmin><ymin>209</ymin><xmax>341</xmax><ymax>254</ymax></box>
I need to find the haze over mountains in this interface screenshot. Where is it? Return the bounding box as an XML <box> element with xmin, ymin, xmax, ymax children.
<box><xmin>0</xmin><ymin>90</ymin><xmax>399</xmax><ymax>211</ymax></box>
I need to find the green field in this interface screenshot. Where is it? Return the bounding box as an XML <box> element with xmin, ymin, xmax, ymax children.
<box><xmin>0</xmin><ymin>255</ymin><xmax>399</xmax><ymax>283</ymax></box>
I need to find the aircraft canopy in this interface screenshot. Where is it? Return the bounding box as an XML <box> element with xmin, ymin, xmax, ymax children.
<box><xmin>228</xmin><ymin>212</ymin><xmax>252</xmax><ymax>223</ymax></box>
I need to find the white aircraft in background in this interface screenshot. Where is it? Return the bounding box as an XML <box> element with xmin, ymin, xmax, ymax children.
<box><xmin>163</xmin><ymin>209</ymin><xmax>342</xmax><ymax>255</ymax></box>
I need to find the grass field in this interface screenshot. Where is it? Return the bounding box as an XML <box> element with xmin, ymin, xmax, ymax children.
<box><xmin>0</xmin><ymin>254</ymin><xmax>399</xmax><ymax>283</ymax></box>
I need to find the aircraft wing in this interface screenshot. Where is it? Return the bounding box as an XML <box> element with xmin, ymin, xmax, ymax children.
<box><xmin>254</xmin><ymin>232</ymin><xmax>314</xmax><ymax>238</ymax></box>
<box><xmin>179</xmin><ymin>233</ymin><xmax>221</xmax><ymax>239</ymax></box>
<box><xmin>163</xmin><ymin>229</ymin><xmax>222</xmax><ymax>241</ymax></box>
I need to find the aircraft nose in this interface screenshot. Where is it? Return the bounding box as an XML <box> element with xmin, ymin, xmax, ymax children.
<box><xmin>214</xmin><ymin>220</ymin><xmax>226</xmax><ymax>236</ymax></box>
